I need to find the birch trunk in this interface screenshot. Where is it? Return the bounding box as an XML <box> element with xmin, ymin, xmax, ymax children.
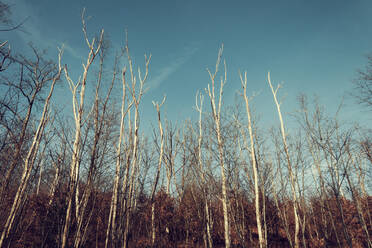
<box><xmin>105</xmin><ymin>67</ymin><xmax>131</xmax><ymax>248</ymax></box>
<box><xmin>61</xmin><ymin>16</ymin><xmax>103</xmax><ymax>247</ymax></box>
<box><xmin>74</xmin><ymin>60</ymin><xmax>114</xmax><ymax>247</ymax></box>
<box><xmin>195</xmin><ymin>92</ymin><xmax>213</xmax><ymax>248</ymax></box>
<box><xmin>150</xmin><ymin>96</ymin><xmax>166</xmax><ymax>246</ymax></box>
<box><xmin>240</xmin><ymin>71</ymin><xmax>266</xmax><ymax>248</ymax></box>
<box><xmin>268</xmin><ymin>72</ymin><xmax>300</xmax><ymax>248</ymax></box>
<box><xmin>206</xmin><ymin>45</ymin><xmax>230</xmax><ymax>248</ymax></box>
<box><xmin>122</xmin><ymin>45</ymin><xmax>149</xmax><ymax>248</ymax></box>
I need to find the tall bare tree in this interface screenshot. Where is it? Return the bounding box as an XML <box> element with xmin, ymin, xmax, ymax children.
<box><xmin>121</xmin><ymin>39</ymin><xmax>150</xmax><ymax>248</ymax></box>
<box><xmin>206</xmin><ymin>45</ymin><xmax>230</xmax><ymax>248</ymax></box>
<box><xmin>150</xmin><ymin>95</ymin><xmax>166</xmax><ymax>246</ymax></box>
<box><xmin>268</xmin><ymin>72</ymin><xmax>300</xmax><ymax>248</ymax></box>
<box><xmin>73</xmin><ymin>40</ymin><xmax>117</xmax><ymax>248</ymax></box>
<box><xmin>61</xmin><ymin>10</ymin><xmax>104</xmax><ymax>248</ymax></box>
<box><xmin>240</xmin><ymin>71</ymin><xmax>266</xmax><ymax>248</ymax></box>
<box><xmin>195</xmin><ymin>92</ymin><xmax>213</xmax><ymax>248</ymax></box>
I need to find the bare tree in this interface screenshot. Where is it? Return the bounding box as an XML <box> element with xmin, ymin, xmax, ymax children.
<box><xmin>162</xmin><ymin>120</ymin><xmax>180</xmax><ymax>195</ymax></box>
<box><xmin>206</xmin><ymin>45</ymin><xmax>230</xmax><ymax>248</ymax></box>
<box><xmin>73</xmin><ymin>40</ymin><xmax>117</xmax><ymax>248</ymax></box>
<box><xmin>240</xmin><ymin>71</ymin><xmax>266</xmax><ymax>248</ymax></box>
<box><xmin>104</xmin><ymin>65</ymin><xmax>131</xmax><ymax>248</ymax></box>
<box><xmin>150</xmin><ymin>95</ymin><xmax>166</xmax><ymax>246</ymax></box>
<box><xmin>0</xmin><ymin>45</ymin><xmax>61</xmax><ymax>199</ymax></box>
<box><xmin>0</xmin><ymin>48</ymin><xmax>62</xmax><ymax>248</ymax></box>
<box><xmin>61</xmin><ymin>10</ymin><xmax>104</xmax><ymax>248</ymax></box>
<box><xmin>353</xmin><ymin>53</ymin><xmax>372</xmax><ymax>110</ymax></box>
<box><xmin>268</xmin><ymin>72</ymin><xmax>300</xmax><ymax>248</ymax></box>
<box><xmin>297</xmin><ymin>95</ymin><xmax>365</xmax><ymax>247</ymax></box>
<box><xmin>345</xmin><ymin>143</ymin><xmax>372</xmax><ymax>247</ymax></box>
<box><xmin>195</xmin><ymin>92</ymin><xmax>213</xmax><ymax>248</ymax></box>
<box><xmin>120</xmin><ymin>38</ymin><xmax>150</xmax><ymax>248</ymax></box>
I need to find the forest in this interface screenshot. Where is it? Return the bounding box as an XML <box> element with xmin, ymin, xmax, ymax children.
<box><xmin>0</xmin><ymin>3</ymin><xmax>371</xmax><ymax>248</ymax></box>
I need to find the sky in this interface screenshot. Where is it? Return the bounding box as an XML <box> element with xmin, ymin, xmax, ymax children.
<box><xmin>3</xmin><ymin>0</ymin><xmax>372</xmax><ymax>132</ymax></box>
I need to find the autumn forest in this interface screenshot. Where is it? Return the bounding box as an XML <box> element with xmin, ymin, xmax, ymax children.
<box><xmin>1</xmin><ymin>3</ymin><xmax>371</xmax><ymax>248</ymax></box>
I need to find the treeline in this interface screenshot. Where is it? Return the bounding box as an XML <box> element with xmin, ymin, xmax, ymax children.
<box><xmin>1</xmin><ymin>8</ymin><xmax>371</xmax><ymax>248</ymax></box>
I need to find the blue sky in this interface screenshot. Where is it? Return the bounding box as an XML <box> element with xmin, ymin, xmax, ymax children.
<box><xmin>4</xmin><ymin>0</ymin><xmax>372</xmax><ymax>131</ymax></box>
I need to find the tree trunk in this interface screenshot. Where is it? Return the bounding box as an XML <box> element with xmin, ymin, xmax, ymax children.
<box><xmin>61</xmin><ymin>19</ymin><xmax>103</xmax><ymax>248</ymax></box>
<box><xmin>206</xmin><ymin>45</ymin><xmax>230</xmax><ymax>248</ymax></box>
<box><xmin>241</xmin><ymin>71</ymin><xmax>266</xmax><ymax>248</ymax></box>
<box><xmin>268</xmin><ymin>72</ymin><xmax>300</xmax><ymax>248</ymax></box>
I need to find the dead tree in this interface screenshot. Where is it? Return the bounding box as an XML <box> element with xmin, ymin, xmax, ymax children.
<box><xmin>206</xmin><ymin>45</ymin><xmax>230</xmax><ymax>248</ymax></box>
<box><xmin>151</xmin><ymin>96</ymin><xmax>166</xmax><ymax>246</ymax></box>
<box><xmin>240</xmin><ymin>71</ymin><xmax>266</xmax><ymax>248</ymax></box>
<box><xmin>268</xmin><ymin>72</ymin><xmax>300</xmax><ymax>248</ymax></box>
<box><xmin>195</xmin><ymin>92</ymin><xmax>213</xmax><ymax>248</ymax></box>
<box><xmin>61</xmin><ymin>10</ymin><xmax>104</xmax><ymax>248</ymax></box>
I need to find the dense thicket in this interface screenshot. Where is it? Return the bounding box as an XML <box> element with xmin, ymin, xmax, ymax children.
<box><xmin>0</xmin><ymin>6</ymin><xmax>371</xmax><ymax>248</ymax></box>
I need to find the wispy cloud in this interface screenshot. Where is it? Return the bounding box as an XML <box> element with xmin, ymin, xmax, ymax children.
<box><xmin>11</xmin><ymin>0</ymin><xmax>83</xmax><ymax>60</ymax></box>
<box><xmin>12</xmin><ymin>1</ymin><xmax>50</xmax><ymax>47</ymax></box>
<box><xmin>148</xmin><ymin>46</ymin><xmax>198</xmax><ymax>90</ymax></box>
<box><xmin>62</xmin><ymin>42</ymin><xmax>84</xmax><ymax>60</ymax></box>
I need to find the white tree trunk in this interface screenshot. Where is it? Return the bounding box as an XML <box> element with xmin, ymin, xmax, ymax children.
<box><xmin>150</xmin><ymin>96</ymin><xmax>166</xmax><ymax>246</ymax></box>
<box><xmin>206</xmin><ymin>45</ymin><xmax>230</xmax><ymax>248</ymax></box>
<box><xmin>268</xmin><ymin>72</ymin><xmax>300</xmax><ymax>248</ymax></box>
<box><xmin>240</xmin><ymin>71</ymin><xmax>266</xmax><ymax>248</ymax></box>
<box><xmin>61</xmin><ymin>18</ymin><xmax>103</xmax><ymax>248</ymax></box>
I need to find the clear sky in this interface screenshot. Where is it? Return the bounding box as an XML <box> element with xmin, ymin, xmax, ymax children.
<box><xmin>4</xmin><ymin>0</ymin><xmax>372</xmax><ymax>131</ymax></box>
